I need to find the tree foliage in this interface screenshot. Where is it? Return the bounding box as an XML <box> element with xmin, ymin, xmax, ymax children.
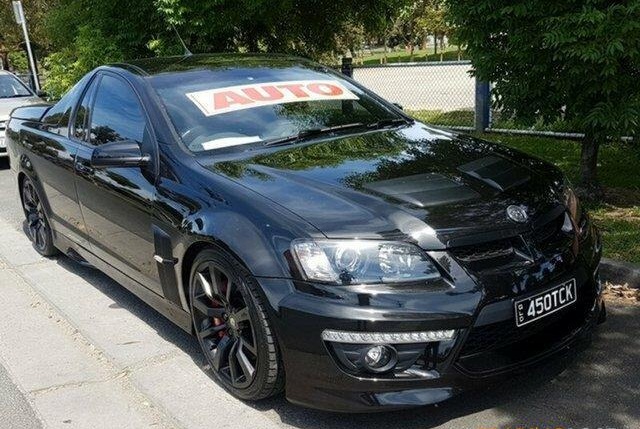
<box><xmin>43</xmin><ymin>26</ymin><xmax>123</xmax><ymax>98</ymax></box>
<box><xmin>154</xmin><ymin>0</ymin><xmax>409</xmax><ymax>59</ymax></box>
<box><xmin>41</xmin><ymin>0</ymin><xmax>172</xmax><ymax>97</ymax></box>
<box><xmin>391</xmin><ymin>0</ymin><xmax>451</xmax><ymax>55</ymax></box>
<box><xmin>46</xmin><ymin>0</ymin><xmax>170</xmax><ymax>57</ymax></box>
<box><xmin>0</xmin><ymin>0</ymin><xmax>54</xmax><ymax>70</ymax></box>
<box><xmin>447</xmin><ymin>0</ymin><xmax>640</xmax><ymax>189</ymax></box>
<box><xmin>36</xmin><ymin>0</ymin><xmax>418</xmax><ymax>95</ymax></box>
<box><xmin>0</xmin><ymin>0</ymin><xmax>52</xmax><ymax>48</ymax></box>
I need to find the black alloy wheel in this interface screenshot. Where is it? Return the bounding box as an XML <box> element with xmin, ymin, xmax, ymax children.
<box><xmin>21</xmin><ymin>178</ymin><xmax>57</xmax><ymax>256</ymax></box>
<box><xmin>189</xmin><ymin>248</ymin><xmax>284</xmax><ymax>400</ymax></box>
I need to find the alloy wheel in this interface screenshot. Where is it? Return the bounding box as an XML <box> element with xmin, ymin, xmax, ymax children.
<box><xmin>191</xmin><ymin>262</ymin><xmax>259</xmax><ymax>389</ymax></box>
<box><xmin>22</xmin><ymin>180</ymin><xmax>49</xmax><ymax>253</ymax></box>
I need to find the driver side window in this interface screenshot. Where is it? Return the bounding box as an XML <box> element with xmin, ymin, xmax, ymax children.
<box><xmin>89</xmin><ymin>75</ymin><xmax>146</xmax><ymax>147</ymax></box>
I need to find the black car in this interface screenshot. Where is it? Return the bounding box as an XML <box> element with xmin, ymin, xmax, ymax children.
<box><xmin>6</xmin><ymin>54</ymin><xmax>604</xmax><ymax>412</ymax></box>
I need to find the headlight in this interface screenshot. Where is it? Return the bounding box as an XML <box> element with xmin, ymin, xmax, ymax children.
<box><xmin>291</xmin><ymin>239</ymin><xmax>440</xmax><ymax>284</ymax></box>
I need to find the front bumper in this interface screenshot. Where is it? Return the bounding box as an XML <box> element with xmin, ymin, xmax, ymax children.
<box><xmin>263</xmin><ymin>221</ymin><xmax>603</xmax><ymax>412</ymax></box>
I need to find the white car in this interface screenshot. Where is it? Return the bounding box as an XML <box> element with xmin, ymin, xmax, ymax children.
<box><xmin>0</xmin><ymin>70</ymin><xmax>43</xmax><ymax>158</ymax></box>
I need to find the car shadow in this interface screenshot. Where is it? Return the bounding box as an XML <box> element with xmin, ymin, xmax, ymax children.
<box><xmin>53</xmin><ymin>254</ymin><xmax>639</xmax><ymax>428</ymax></box>
<box><xmin>53</xmin><ymin>255</ymin><xmax>203</xmax><ymax>360</ymax></box>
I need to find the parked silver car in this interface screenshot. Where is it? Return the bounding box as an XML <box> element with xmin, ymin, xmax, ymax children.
<box><xmin>0</xmin><ymin>70</ymin><xmax>43</xmax><ymax>158</ymax></box>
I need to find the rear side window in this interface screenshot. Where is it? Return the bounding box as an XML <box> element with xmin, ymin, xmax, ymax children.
<box><xmin>73</xmin><ymin>78</ymin><xmax>98</xmax><ymax>141</ymax></box>
<box><xmin>89</xmin><ymin>75</ymin><xmax>145</xmax><ymax>146</ymax></box>
<box><xmin>43</xmin><ymin>75</ymin><xmax>90</xmax><ymax>136</ymax></box>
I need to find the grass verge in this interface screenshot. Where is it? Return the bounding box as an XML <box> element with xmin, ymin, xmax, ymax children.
<box><xmin>408</xmin><ymin>109</ymin><xmax>584</xmax><ymax>134</ymax></box>
<box><xmin>358</xmin><ymin>47</ymin><xmax>465</xmax><ymax>65</ymax></box>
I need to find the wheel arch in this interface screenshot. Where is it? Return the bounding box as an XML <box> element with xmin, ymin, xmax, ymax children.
<box><xmin>174</xmin><ymin>207</ymin><xmax>296</xmax><ymax>312</ymax></box>
<box><xmin>179</xmin><ymin>238</ymin><xmax>253</xmax><ymax>310</ymax></box>
<box><xmin>17</xmin><ymin>171</ymin><xmax>27</xmax><ymax>201</ymax></box>
<box><xmin>17</xmin><ymin>167</ymin><xmax>53</xmax><ymax>220</ymax></box>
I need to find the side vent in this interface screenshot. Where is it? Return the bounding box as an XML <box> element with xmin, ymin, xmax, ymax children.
<box><xmin>152</xmin><ymin>225</ymin><xmax>181</xmax><ymax>305</ymax></box>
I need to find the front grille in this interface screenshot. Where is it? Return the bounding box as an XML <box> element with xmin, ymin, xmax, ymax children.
<box><xmin>450</xmin><ymin>210</ymin><xmax>572</xmax><ymax>268</ymax></box>
<box><xmin>532</xmin><ymin>211</ymin><xmax>568</xmax><ymax>244</ymax></box>
<box><xmin>451</xmin><ymin>239</ymin><xmax>514</xmax><ymax>262</ymax></box>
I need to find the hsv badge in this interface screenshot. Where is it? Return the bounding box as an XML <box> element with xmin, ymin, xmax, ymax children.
<box><xmin>506</xmin><ymin>205</ymin><xmax>528</xmax><ymax>223</ymax></box>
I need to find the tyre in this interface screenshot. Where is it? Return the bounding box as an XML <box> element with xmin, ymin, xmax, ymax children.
<box><xmin>189</xmin><ymin>247</ymin><xmax>284</xmax><ymax>400</ymax></box>
<box><xmin>20</xmin><ymin>177</ymin><xmax>58</xmax><ymax>257</ymax></box>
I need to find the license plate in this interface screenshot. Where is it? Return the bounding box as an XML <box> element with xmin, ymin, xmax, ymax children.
<box><xmin>0</xmin><ymin>136</ymin><xmax>5</xmax><ymax>148</ymax></box>
<box><xmin>514</xmin><ymin>279</ymin><xmax>577</xmax><ymax>327</ymax></box>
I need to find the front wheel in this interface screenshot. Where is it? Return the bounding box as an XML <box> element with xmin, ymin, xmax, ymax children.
<box><xmin>189</xmin><ymin>247</ymin><xmax>284</xmax><ymax>400</ymax></box>
<box><xmin>21</xmin><ymin>177</ymin><xmax>58</xmax><ymax>257</ymax></box>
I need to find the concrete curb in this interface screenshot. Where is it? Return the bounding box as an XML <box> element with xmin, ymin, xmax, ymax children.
<box><xmin>601</xmin><ymin>258</ymin><xmax>640</xmax><ymax>289</ymax></box>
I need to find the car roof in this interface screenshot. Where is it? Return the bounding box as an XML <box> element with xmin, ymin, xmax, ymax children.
<box><xmin>112</xmin><ymin>53</ymin><xmax>319</xmax><ymax>77</ymax></box>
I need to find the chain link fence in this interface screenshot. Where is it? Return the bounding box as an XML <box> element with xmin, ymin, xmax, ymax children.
<box><xmin>353</xmin><ymin>61</ymin><xmax>475</xmax><ymax>129</ymax></box>
<box><xmin>349</xmin><ymin>60</ymin><xmax>585</xmax><ymax>138</ymax></box>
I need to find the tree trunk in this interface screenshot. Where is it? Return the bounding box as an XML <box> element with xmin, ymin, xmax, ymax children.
<box><xmin>383</xmin><ymin>38</ymin><xmax>388</xmax><ymax>64</ymax></box>
<box><xmin>578</xmin><ymin>133</ymin><xmax>603</xmax><ymax>200</ymax></box>
<box><xmin>433</xmin><ymin>34</ymin><xmax>438</xmax><ymax>55</ymax></box>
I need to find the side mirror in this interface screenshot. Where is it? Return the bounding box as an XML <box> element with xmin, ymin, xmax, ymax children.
<box><xmin>36</xmin><ymin>90</ymin><xmax>47</xmax><ymax>98</ymax></box>
<box><xmin>91</xmin><ymin>140</ymin><xmax>150</xmax><ymax>168</ymax></box>
<box><xmin>393</xmin><ymin>103</ymin><xmax>404</xmax><ymax>111</ymax></box>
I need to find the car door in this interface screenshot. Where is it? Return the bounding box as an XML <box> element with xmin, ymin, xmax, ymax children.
<box><xmin>19</xmin><ymin>75</ymin><xmax>95</xmax><ymax>248</ymax></box>
<box><xmin>73</xmin><ymin>72</ymin><xmax>163</xmax><ymax>295</ymax></box>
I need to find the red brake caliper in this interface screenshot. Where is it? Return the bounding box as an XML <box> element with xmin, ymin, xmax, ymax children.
<box><xmin>211</xmin><ymin>278</ymin><xmax>228</xmax><ymax>339</ymax></box>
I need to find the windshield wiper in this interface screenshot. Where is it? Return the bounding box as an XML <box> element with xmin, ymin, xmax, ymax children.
<box><xmin>367</xmin><ymin>117</ymin><xmax>412</xmax><ymax>129</ymax></box>
<box><xmin>263</xmin><ymin>122</ymin><xmax>367</xmax><ymax>147</ymax></box>
<box><xmin>262</xmin><ymin>118</ymin><xmax>411</xmax><ymax>147</ymax></box>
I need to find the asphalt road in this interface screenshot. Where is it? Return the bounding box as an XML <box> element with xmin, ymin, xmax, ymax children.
<box><xmin>353</xmin><ymin>64</ymin><xmax>474</xmax><ymax>111</ymax></box>
<box><xmin>0</xmin><ymin>157</ymin><xmax>638</xmax><ymax>429</ymax></box>
<box><xmin>0</xmin><ymin>362</ymin><xmax>43</xmax><ymax>429</ymax></box>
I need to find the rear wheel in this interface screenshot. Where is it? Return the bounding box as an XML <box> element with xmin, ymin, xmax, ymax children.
<box><xmin>21</xmin><ymin>177</ymin><xmax>58</xmax><ymax>256</ymax></box>
<box><xmin>189</xmin><ymin>247</ymin><xmax>284</xmax><ymax>400</ymax></box>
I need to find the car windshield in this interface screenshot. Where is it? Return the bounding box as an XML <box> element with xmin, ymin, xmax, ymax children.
<box><xmin>0</xmin><ymin>74</ymin><xmax>33</xmax><ymax>98</ymax></box>
<box><xmin>149</xmin><ymin>66</ymin><xmax>403</xmax><ymax>153</ymax></box>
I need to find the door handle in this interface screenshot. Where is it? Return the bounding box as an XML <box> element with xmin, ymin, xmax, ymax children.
<box><xmin>75</xmin><ymin>162</ymin><xmax>95</xmax><ymax>176</ymax></box>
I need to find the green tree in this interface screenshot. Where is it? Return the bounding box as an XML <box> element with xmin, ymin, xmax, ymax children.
<box><xmin>43</xmin><ymin>26</ymin><xmax>122</xmax><ymax>98</ymax></box>
<box><xmin>155</xmin><ymin>0</ymin><xmax>408</xmax><ymax>58</ymax></box>
<box><xmin>392</xmin><ymin>1</ymin><xmax>425</xmax><ymax>57</ymax></box>
<box><xmin>447</xmin><ymin>0</ymin><xmax>640</xmax><ymax>194</ymax></box>
<box><xmin>46</xmin><ymin>0</ymin><xmax>171</xmax><ymax>58</ymax></box>
<box><xmin>41</xmin><ymin>0</ymin><xmax>411</xmax><ymax>94</ymax></box>
<box><xmin>416</xmin><ymin>0</ymin><xmax>449</xmax><ymax>55</ymax></box>
<box><xmin>0</xmin><ymin>0</ymin><xmax>54</xmax><ymax>70</ymax></box>
<box><xmin>391</xmin><ymin>0</ymin><xmax>451</xmax><ymax>57</ymax></box>
<box><xmin>42</xmin><ymin>0</ymin><xmax>177</xmax><ymax>96</ymax></box>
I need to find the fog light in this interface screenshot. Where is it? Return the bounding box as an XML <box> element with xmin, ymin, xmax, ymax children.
<box><xmin>362</xmin><ymin>345</ymin><xmax>397</xmax><ymax>372</ymax></box>
<box><xmin>365</xmin><ymin>345</ymin><xmax>391</xmax><ymax>367</ymax></box>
